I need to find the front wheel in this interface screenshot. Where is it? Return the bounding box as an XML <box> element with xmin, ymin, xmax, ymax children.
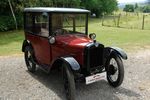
<box><xmin>106</xmin><ymin>53</ymin><xmax>124</xmax><ymax>87</ymax></box>
<box><xmin>62</xmin><ymin>63</ymin><xmax>76</xmax><ymax>100</ymax></box>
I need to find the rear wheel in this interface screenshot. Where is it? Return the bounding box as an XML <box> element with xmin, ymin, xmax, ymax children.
<box><xmin>24</xmin><ymin>46</ymin><xmax>36</xmax><ymax>73</ymax></box>
<box><xmin>62</xmin><ymin>63</ymin><xmax>76</xmax><ymax>100</ymax></box>
<box><xmin>106</xmin><ymin>53</ymin><xmax>124</xmax><ymax>87</ymax></box>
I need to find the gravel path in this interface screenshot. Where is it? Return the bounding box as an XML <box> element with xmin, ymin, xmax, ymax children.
<box><xmin>0</xmin><ymin>50</ymin><xmax>150</xmax><ymax>100</ymax></box>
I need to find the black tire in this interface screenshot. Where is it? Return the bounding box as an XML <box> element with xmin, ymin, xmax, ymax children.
<box><xmin>106</xmin><ymin>53</ymin><xmax>124</xmax><ymax>87</ymax></box>
<box><xmin>62</xmin><ymin>63</ymin><xmax>76</xmax><ymax>100</ymax></box>
<box><xmin>24</xmin><ymin>46</ymin><xmax>36</xmax><ymax>73</ymax></box>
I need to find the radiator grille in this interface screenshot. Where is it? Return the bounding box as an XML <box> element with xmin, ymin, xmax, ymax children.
<box><xmin>84</xmin><ymin>43</ymin><xmax>104</xmax><ymax>71</ymax></box>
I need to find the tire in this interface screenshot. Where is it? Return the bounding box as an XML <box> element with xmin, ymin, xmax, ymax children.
<box><xmin>105</xmin><ymin>53</ymin><xmax>124</xmax><ymax>87</ymax></box>
<box><xmin>62</xmin><ymin>63</ymin><xmax>76</xmax><ymax>100</ymax></box>
<box><xmin>24</xmin><ymin>46</ymin><xmax>36</xmax><ymax>73</ymax></box>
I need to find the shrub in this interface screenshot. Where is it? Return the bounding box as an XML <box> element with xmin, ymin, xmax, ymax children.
<box><xmin>123</xmin><ymin>4</ymin><xmax>134</xmax><ymax>12</ymax></box>
<box><xmin>142</xmin><ymin>5</ymin><xmax>150</xmax><ymax>13</ymax></box>
<box><xmin>0</xmin><ymin>15</ymin><xmax>23</xmax><ymax>32</ymax></box>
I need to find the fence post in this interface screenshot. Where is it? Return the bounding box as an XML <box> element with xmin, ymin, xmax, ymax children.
<box><xmin>117</xmin><ymin>14</ymin><xmax>121</xmax><ymax>27</ymax></box>
<box><xmin>102</xmin><ymin>15</ymin><xmax>104</xmax><ymax>26</ymax></box>
<box><xmin>142</xmin><ymin>15</ymin><xmax>145</xmax><ymax>30</ymax></box>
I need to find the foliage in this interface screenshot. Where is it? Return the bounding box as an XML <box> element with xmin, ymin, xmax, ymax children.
<box><xmin>81</xmin><ymin>0</ymin><xmax>118</xmax><ymax>18</ymax></box>
<box><xmin>134</xmin><ymin>3</ymin><xmax>138</xmax><ymax>9</ymax></box>
<box><xmin>123</xmin><ymin>4</ymin><xmax>135</xmax><ymax>12</ymax></box>
<box><xmin>142</xmin><ymin>5</ymin><xmax>150</xmax><ymax>13</ymax></box>
<box><xmin>0</xmin><ymin>15</ymin><xmax>23</xmax><ymax>31</ymax></box>
<box><xmin>51</xmin><ymin>0</ymin><xmax>81</xmax><ymax>7</ymax></box>
<box><xmin>0</xmin><ymin>16</ymin><xmax>14</xmax><ymax>31</ymax></box>
<box><xmin>0</xmin><ymin>0</ymin><xmax>118</xmax><ymax>31</ymax></box>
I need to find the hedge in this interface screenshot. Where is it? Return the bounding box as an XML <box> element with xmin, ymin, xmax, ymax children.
<box><xmin>0</xmin><ymin>15</ymin><xmax>23</xmax><ymax>32</ymax></box>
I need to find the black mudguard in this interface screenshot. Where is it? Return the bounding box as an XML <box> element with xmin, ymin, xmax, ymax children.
<box><xmin>60</xmin><ymin>57</ymin><xmax>80</xmax><ymax>72</ymax></box>
<box><xmin>104</xmin><ymin>47</ymin><xmax>128</xmax><ymax>60</ymax></box>
<box><xmin>22</xmin><ymin>40</ymin><xmax>32</xmax><ymax>52</ymax></box>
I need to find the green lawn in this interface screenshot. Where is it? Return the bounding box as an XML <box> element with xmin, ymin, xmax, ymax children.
<box><xmin>103</xmin><ymin>13</ymin><xmax>150</xmax><ymax>30</ymax></box>
<box><xmin>0</xmin><ymin>18</ymin><xmax>150</xmax><ymax>56</ymax></box>
<box><xmin>89</xmin><ymin>18</ymin><xmax>150</xmax><ymax>51</ymax></box>
<box><xmin>0</xmin><ymin>30</ymin><xmax>24</xmax><ymax>55</ymax></box>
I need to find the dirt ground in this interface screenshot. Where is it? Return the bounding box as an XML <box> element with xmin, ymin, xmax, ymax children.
<box><xmin>0</xmin><ymin>49</ymin><xmax>150</xmax><ymax>100</ymax></box>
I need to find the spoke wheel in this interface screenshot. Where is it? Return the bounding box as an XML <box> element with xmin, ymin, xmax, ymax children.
<box><xmin>24</xmin><ymin>46</ymin><xmax>36</xmax><ymax>73</ymax></box>
<box><xmin>106</xmin><ymin>53</ymin><xmax>124</xmax><ymax>87</ymax></box>
<box><xmin>62</xmin><ymin>63</ymin><xmax>76</xmax><ymax>100</ymax></box>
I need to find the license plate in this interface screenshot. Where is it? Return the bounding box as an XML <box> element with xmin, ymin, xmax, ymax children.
<box><xmin>85</xmin><ymin>72</ymin><xmax>106</xmax><ymax>85</ymax></box>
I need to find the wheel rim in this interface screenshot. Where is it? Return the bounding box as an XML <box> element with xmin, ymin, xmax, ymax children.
<box><xmin>108</xmin><ymin>58</ymin><xmax>119</xmax><ymax>82</ymax></box>
<box><xmin>63</xmin><ymin>68</ymin><xmax>71</xmax><ymax>99</ymax></box>
<box><xmin>26</xmin><ymin>51</ymin><xmax>33</xmax><ymax>69</ymax></box>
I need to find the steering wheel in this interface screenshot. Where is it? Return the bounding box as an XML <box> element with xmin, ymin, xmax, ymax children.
<box><xmin>53</xmin><ymin>29</ymin><xmax>68</xmax><ymax>35</ymax></box>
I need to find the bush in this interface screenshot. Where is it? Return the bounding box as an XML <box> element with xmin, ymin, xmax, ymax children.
<box><xmin>0</xmin><ymin>15</ymin><xmax>23</xmax><ymax>32</ymax></box>
<box><xmin>142</xmin><ymin>5</ymin><xmax>150</xmax><ymax>13</ymax></box>
<box><xmin>123</xmin><ymin>4</ymin><xmax>134</xmax><ymax>12</ymax></box>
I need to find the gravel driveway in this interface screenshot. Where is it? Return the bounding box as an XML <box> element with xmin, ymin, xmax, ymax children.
<box><xmin>0</xmin><ymin>50</ymin><xmax>150</xmax><ymax>100</ymax></box>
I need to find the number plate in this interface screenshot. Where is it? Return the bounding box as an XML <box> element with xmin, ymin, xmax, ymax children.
<box><xmin>85</xmin><ymin>72</ymin><xmax>106</xmax><ymax>85</ymax></box>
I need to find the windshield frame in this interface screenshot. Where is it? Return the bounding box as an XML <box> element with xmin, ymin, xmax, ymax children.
<box><xmin>49</xmin><ymin>12</ymin><xmax>88</xmax><ymax>36</ymax></box>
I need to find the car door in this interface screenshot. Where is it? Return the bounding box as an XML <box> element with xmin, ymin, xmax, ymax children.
<box><xmin>26</xmin><ymin>12</ymin><xmax>51</xmax><ymax>66</ymax></box>
<box><xmin>35</xmin><ymin>36</ymin><xmax>51</xmax><ymax>65</ymax></box>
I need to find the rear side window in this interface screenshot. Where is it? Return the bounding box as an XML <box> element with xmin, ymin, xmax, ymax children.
<box><xmin>25</xmin><ymin>13</ymin><xmax>33</xmax><ymax>33</ymax></box>
<box><xmin>34</xmin><ymin>13</ymin><xmax>49</xmax><ymax>37</ymax></box>
<box><xmin>25</xmin><ymin>12</ymin><xmax>49</xmax><ymax>37</ymax></box>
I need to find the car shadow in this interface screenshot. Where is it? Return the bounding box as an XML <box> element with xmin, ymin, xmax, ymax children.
<box><xmin>27</xmin><ymin>68</ymin><xmax>140</xmax><ymax>100</ymax></box>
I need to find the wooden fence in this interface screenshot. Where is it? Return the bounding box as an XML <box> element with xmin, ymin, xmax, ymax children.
<box><xmin>102</xmin><ymin>12</ymin><xmax>150</xmax><ymax>30</ymax></box>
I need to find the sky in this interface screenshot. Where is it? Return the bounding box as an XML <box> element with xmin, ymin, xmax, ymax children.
<box><xmin>118</xmin><ymin>0</ymin><xmax>147</xmax><ymax>3</ymax></box>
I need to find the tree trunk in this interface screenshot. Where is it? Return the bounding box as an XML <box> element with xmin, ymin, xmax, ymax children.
<box><xmin>8</xmin><ymin>0</ymin><xmax>18</xmax><ymax>30</ymax></box>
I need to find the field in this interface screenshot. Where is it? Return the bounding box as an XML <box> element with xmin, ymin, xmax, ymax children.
<box><xmin>0</xmin><ymin>30</ymin><xmax>24</xmax><ymax>55</ymax></box>
<box><xmin>103</xmin><ymin>12</ymin><xmax>150</xmax><ymax>30</ymax></box>
<box><xmin>0</xmin><ymin>18</ymin><xmax>150</xmax><ymax>56</ymax></box>
<box><xmin>89</xmin><ymin>18</ymin><xmax>150</xmax><ymax>49</ymax></box>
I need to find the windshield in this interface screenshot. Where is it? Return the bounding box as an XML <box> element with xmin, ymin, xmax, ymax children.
<box><xmin>52</xmin><ymin>14</ymin><xmax>87</xmax><ymax>35</ymax></box>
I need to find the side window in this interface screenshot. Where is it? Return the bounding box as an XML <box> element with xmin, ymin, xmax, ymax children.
<box><xmin>25</xmin><ymin>13</ymin><xmax>33</xmax><ymax>33</ymax></box>
<box><xmin>34</xmin><ymin>13</ymin><xmax>49</xmax><ymax>37</ymax></box>
<box><xmin>52</xmin><ymin>14</ymin><xmax>63</xmax><ymax>32</ymax></box>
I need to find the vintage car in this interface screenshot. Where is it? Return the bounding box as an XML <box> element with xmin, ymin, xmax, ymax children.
<box><xmin>22</xmin><ymin>7</ymin><xmax>127</xmax><ymax>100</ymax></box>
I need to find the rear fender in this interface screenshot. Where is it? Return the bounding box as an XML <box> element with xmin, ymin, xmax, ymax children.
<box><xmin>104</xmin><ymin>47</ymin><xmax>128</xmax><ymax>60</ymax></box>
<box><xmin>22</xmin><ymin>40</ymin><xmax>32</xmax><ymax>52</ymax></box>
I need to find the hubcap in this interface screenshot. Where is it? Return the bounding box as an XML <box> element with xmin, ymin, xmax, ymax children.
<box><xmin>108</xmin><ymin>58</ymin><xmax>119</xmax><ymax>82</ymax></box>
<box><xmin>27</xmin><ymin>51</ymin><xmax>33</xmax><ymax>69</ymax></box>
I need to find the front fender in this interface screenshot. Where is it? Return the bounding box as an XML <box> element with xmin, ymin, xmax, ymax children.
<box><xmin>61</xmin><ymin>57</ymin><xmax>80</xmax><ymax>72</ymax></box>
<box><xmin>104</xmin><ymin>47</ymin><xmax>128</xmax><ymax>60</ymax></box>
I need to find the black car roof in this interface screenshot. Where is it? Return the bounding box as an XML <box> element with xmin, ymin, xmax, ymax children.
<box><xmin>24</xmin><ymin>7</ymin><xmax>90</xmax><ymax>13</ymax></box>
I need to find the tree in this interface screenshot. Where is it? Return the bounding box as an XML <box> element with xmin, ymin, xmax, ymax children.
<box><xmin>81</xmin><ymin>0</ymin><xmax>118</xmax><ymax>18</ymax></box>
<box><xmin>135</xmin><ymin>3</ymin><xmax>138</xmax><ymax>9</ymax></box>
<box><xmin>123</xmin><ymin>4</ymin><xmax>134</xmax><ymax>12</ymax></box>
<box><xmin>142</xmin><ymin>5</ymin><xmax>150</xmax><ymax>13</ymax></box>
<box><xmin>51</xmin><ymin>0</ymin><xmax>80</xmax><ymax>7</ymax></box>
<box><xmin>8</xmin><ymin>0</ymin><xmax>17</xmax><ymax>30</ymax></box>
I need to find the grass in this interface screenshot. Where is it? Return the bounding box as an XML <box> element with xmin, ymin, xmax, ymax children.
<box><xmin>89</xmin><ymin>18</ymin><xmax>150</xmax><ymax>51</ymax></box>
<box><xmin>103</xmin><ymin>12</ymin><xmax>150</xmax><ymax>30</ymax></box>
<box><xmin>0</xmin><ymin>30</ymin><xmax>24</xmax><ymax>56</ymax></box>
<box><xmin>0</xmin><ymin>18</ymin><xmax>150</xmax><ymax>56</ymax></box>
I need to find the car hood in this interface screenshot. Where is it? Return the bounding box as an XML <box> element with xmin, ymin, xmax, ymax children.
<box><xmin>55</xmin><ymin>34</ymin><xmax>93</xmax><ymax>51</ymax></box>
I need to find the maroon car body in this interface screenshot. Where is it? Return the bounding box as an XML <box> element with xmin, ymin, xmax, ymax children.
<box><xmin>22</xmin><ymin>7</ymin><xmax>127</xmax><ymax>100</ymax></box>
